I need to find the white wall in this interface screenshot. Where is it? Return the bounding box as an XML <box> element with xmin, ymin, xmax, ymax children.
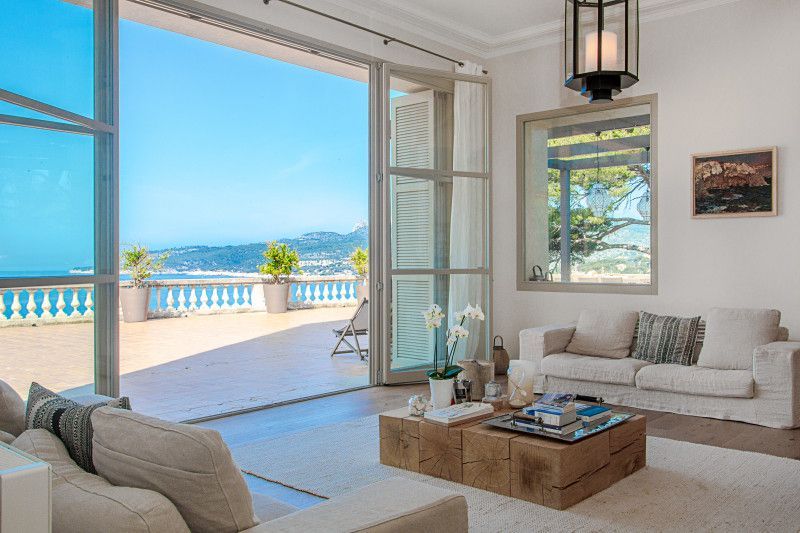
<box><xmin>488</xmin><ymin>0</ymin><xmax>800</xmax><ymax>356</ymax></box>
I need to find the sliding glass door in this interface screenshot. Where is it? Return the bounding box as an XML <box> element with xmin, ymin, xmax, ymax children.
<box><xmin>381</xmin><ymin>64</ymin><xmax>491</xmax><ymax>384</ymax></box>
<box><xmin>0</xmin><ymin>0</ymin><xmax>118</xmax><ymax>398</ymax></box>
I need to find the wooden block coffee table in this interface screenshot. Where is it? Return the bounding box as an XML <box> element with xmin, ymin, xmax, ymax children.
<box><xmin>379</xmin><ymin>407</ymin><xmax>646</xmax><ymax>510</ymax></box>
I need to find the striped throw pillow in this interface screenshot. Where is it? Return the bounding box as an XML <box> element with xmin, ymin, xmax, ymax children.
<box><xmin>632</xmin><ymin>311</ymin><xmax>701</xmax><ymax>365</ymax></box>
<box><xmin>25</xmin><ymin>382</ymin><xmax>131</xmax><ymax>473</ymax></box>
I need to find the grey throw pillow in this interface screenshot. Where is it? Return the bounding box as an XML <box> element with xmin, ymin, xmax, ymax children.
<box><xmin>632</xmin><ymin>311</ymin><xmax>701</xmax><ymax>366</ymax></box>
<box><xmin>25</xmin><ymin>382</ymin><xmax>131</xmax><ymax>473</ymax></box>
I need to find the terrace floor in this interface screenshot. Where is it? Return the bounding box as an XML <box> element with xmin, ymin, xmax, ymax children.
<box><xmin>1</xmin><ymin>307</ymin><xmax>369</xmax><ymax>421</ymax></box>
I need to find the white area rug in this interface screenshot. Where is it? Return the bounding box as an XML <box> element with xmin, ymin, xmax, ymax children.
<box><xmin>232</xmin><ymin>415</ymin><xmax>800</xmax><ymax>532</ymax></box>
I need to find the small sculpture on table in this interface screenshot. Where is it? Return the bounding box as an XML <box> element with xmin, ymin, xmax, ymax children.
<box><xmin>408</xmin><ymin>394</ymin><xmax>432</xmax><ymax>416</ymax></box>
<box><xmin>507</xmin><ymin>365</ymin><xmax>534</xmax><ymax>408</ymax></box>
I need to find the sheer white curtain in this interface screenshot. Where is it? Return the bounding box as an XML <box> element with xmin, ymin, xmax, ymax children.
<box><xmin>448</xmin><ymin>61</ymin><xmax>486</xmax><ymax>361</ymax></box>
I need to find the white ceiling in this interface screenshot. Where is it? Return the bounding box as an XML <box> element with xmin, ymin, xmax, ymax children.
<box><xmin>324</xmin><ymin>0</ymin><xmax>745</xmax><ymax>58</ymax></box>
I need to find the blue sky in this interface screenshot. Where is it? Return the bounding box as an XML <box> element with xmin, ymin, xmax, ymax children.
<box><xmin>0</xmin><ymin>1</ymin><xmax>368</xmax><ymax>273</ymax></box>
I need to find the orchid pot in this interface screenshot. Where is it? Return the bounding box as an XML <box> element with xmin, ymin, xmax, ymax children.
<box><xmin>428</xmin><ymin>377</ymin><xmax>455</xmax><ymax>410</ymax></box>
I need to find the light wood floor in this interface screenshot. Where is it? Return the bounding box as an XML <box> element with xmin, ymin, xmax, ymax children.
<box><xmin>200</xmin><ymin>382</ymin><xmax>799</xmax><ymax>508</ymax></box>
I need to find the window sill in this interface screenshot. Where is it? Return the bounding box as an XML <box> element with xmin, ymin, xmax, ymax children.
<box><xmin>516</xmin><ymin>280</ymin><xmax>657</xmax><ymax>295</ymax></box>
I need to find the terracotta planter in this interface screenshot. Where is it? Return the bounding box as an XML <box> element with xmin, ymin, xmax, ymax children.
<box><xmin>429</xmin><ymin>377</ymin><xmax>454</xmax><ymax>410</ymax></box>
<box><xmin>120</xmin><ymin>286</ymin><xmax>150</xmax><ymax>323</ymax></box>
<box><xmin>264</xmin><ymin>283</ymin><xmax>290</xmax><ymax>313</ymax></box>
<box><xmin>355</xmin><ymin>278</ymin><xmax>369</xmax><ymax>303</ymax></box>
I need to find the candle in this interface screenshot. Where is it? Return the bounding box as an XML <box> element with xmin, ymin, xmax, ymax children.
<box><xmin>584</xmin><ymin>30</ymin><xmax>619</xmax><ymax>71</ymax></box>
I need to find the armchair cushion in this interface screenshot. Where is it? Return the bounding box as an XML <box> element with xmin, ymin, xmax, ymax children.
<box><xmin>12</xmin><ymin>428</ymin><xmax>189</xmax><ymax>533</ymax></box>
<box><xmin>541</xmin><ymin>353</ymin><xmax>651</xmax><ymax>386</ymax></box>
<box><xmin>566</xmin><ymin>310</ymin><xmax>639</xmax><ymax>359</ymax></box>
<box><xmin>697</xmin><ymin>308</ymin><xmax>781</xmax><ymax>370</ymax></box>
<box><xmin>91</xmin><ymin>406</ymin><xmax>257</xmax><ymax>533</ymax></box>
<box><xmin>0</xmin><ymin>379</ymin><xmax>25</xmax><ymax>437</ymax></box>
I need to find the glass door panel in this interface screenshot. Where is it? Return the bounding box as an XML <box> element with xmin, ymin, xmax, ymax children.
<box><xmin>0</xmin><ymin>0</ymin><xmax>95</xmax><ymax>118</ymax></box>
<box><xmin>383</xmin><ymin>65</ymin><xmax>490</xmax><ymax>384</ymax></box>
<box><xmin>0</xmin><ymin>125</ymin><xmax>95</xmax><ymax>278</ymax></box>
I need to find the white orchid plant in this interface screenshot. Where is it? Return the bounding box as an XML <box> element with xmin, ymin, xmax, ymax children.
<box><xmin>422</xmin><ymin>303</ymin><xmax>485</xmax><ymax>380</ymax></box>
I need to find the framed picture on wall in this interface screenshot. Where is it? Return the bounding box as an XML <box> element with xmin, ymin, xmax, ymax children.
<box><xmin>692</xmin><ymin>146</ymin><xmax>778</xmax><ymax>218</ymax></box>
<box><xmin>691</xmin><ymin>147</ymin><xmax>777</xmax><ymax>218</ymax></box>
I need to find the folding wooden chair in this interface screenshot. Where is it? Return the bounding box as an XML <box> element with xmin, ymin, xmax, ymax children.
<box><xmin>330</xmin><ymin>298</ymin><xmax>369</xmax><ymax>360</ymax></box>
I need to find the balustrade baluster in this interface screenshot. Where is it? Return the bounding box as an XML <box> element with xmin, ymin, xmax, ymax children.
<box><xmin>331</xmin><ymin>282</ymin><xmax>339</xmax><ymax>303</ymax></box>
<box><xmin>83</xmin><ymin>289</ymin><xmax>94</xmax><ymax>318</ymax></box>
<box><xmin>200</xmin><ymin>287</ymin><xmax>209</xmax><ymax>311</ymax></box>
<box><xmin>242</xmin><ymin>285</ymin><xmax>249</xmax><ymax>308</ymax></box>
<box><xmin>231</xmin><ymin>286</ymin><xmax>240</xmax><ymax>310</ymax></box>
<box><xmin>189</xmin><ymin>287</ymin><xmax>198</xmax><ymax>311</ymax></box>
<box><xmin>40</xmin><ymin>289</ymin><xmax>53</xmax><ymax>319</ymax></box>
<box><xmin>210</xmin><ymin>286</ymin><xmax>220</xmax><ymax>310</ymax></box>
<box><xmin>69</xmin><ymin>290</ymin><xmax>81</xmax><ymax>318</ymax></box>
<box><xmin>55</xmin><ymin>289</ymin><xmax>67</xmax><ymax>318</ymax></box>
<box><xmin>165</xmin><ymin>287</ymin><xmax>175</xmax><ymax>312</ymax></box>
<box><xmin>9</xmin><ymin>290</ymin><xmax>22</xmax><ymax>320</ymax></box>
<box><xmin>0</xmin><ymin>292</ymin><xmax>7</xmax><ymax>322</ymax></box>
<box><xmin>220</xmin><ymin>286</ymin><xmax>231</xmax><ymax>310</ymax></box>
<box><xmin>177</xmin><ymin>288</ymin><xmax>187</xmax><ymax>312</ymax></box>
<box><xmin>154</xmin><ymin>287</ymin><xmax>162</xmax><ymax>314</ymax></box>
<box><xmin>313</xmin><ymin>282</ymin><xmax>322</xmax><ymax>304</ymax></box>
<box><xmin>25</xmin><ymin>290</ymin><xmax>38</xmax><ymax>321</ymax></box>
<box><xmin>304</xmin><ymin>283</ymin><xmax>313</xmax><ymax>304</ymax></box>
<box><xmin>294</xmin><ymin>283</ymin><xmax>302</xmax><ymax>303</ymax></box>
<box><xmin>321</xmin><ymin>283</ymin><xmax>330</xmax><ymax>304</ymax></box>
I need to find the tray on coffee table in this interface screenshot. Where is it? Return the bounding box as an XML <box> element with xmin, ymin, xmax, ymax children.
<box><xmin>482</xmin><ymin>411</ymin><xmax>635</xmax><ymax>442</ymax></box>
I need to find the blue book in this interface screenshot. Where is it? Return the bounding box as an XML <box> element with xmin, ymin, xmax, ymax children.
<box><xmin>575</xmin><ymin>404</ymin><xmax>611</xmax><ymax>422</ymax></box>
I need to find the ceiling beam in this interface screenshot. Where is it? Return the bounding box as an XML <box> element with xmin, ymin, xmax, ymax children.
<box><xmin>548</xmin><ymin>151</ymin><xmax>649</xmax><ymax>171</ymax></box>
<box><xmin>548</xmin><ymin>114</ymin><xmax>650</xmax><ymax>139</ymax></box>
<box><xmin>548</xmin><ymin>135</ymin><xmax>650</xmax><ymax>159</ymax></box>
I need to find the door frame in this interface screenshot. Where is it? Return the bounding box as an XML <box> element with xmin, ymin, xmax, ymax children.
<box><xmin>378</xmin><ymin>63</ymin><xmax>492</xmax><ymax>385</ymax></box>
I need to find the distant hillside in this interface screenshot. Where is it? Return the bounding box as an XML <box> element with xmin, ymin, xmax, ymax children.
<box><xmin>153</xmin><ymin>225</ymin><xmax>368</xmax><ymax>276</ymax></box>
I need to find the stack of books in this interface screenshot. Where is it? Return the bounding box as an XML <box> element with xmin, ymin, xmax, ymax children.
<box><xmin>424</xmin><ymin>402</ymin><xmax>494</xmax><ymax>426</ymax></box>
<box><xmin>519</xmin><ymin>393</ymin><xmax>582</xmax><ymax>435</ymax></box>
<box><xmin>516</xmin><ymin>393</ymin><xmax>614</xmax><ymax>435</ymax></box>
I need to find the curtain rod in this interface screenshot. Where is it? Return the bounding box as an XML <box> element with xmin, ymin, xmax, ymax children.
<box><xmin>263</xmin><ymin>0</ymin><xmax>487</xmax><ymax>74</ymax></box>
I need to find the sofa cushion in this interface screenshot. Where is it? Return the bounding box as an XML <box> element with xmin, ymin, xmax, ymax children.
<box><xmin>12</xmin><ymin>429</ymin><xmax>189</xmax><ymax>533</ymax></box>
<box><xmin>251</xmin><ymin>492</ymin><xmax>298</xmax><ymax>522</ymax></box>
<box><xmin>697</xmin><ymin>308</ymin><xmax>781</xmax><ymax>370</ymax></box>
<box><xmin>91</xmin><ymin>406</ymin><xmax>257</xmax><ymax>533</ymax></box>
<box><xmin>253</xmin><ymin>478</ymin><xmax>467</xmax><ymax>533</ymax></box>
<box><xmin>566</xmin><ymin>310</ymin><xmax>639</xmax><ymax>359</ymax></box>
<box><xmin>0</xmin><ymin>429</ymin><xmax>15</xmax><ymax>444</ymax></box>
<box><xmin>635</xmin><ymin>364</ymin><xmax>754</xmax><ymax>398</ymax></box>
<box><xmin>0</xmin><ymin>379</ymin><xmax>25</xmax><ymax>437</ymax></box>
<box><xmin>25</xmin><ymin>382</ymin><xmax>131</xmax><ymax>473</ymax></box>
<box><xmin>632</xmin><ymin>311</ymin><xmax>701</xmax><ymax>366</ymax></box>
<box><xmin>541</xmin><ymin>353</ymin><xmax>651</xmax><ymax>386</ymax></box>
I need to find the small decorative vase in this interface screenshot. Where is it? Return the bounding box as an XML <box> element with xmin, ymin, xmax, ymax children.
<box><xmin>428</xmin><ymin>377</ymin><xmax>454</xmax><ymax>410</ymax></box>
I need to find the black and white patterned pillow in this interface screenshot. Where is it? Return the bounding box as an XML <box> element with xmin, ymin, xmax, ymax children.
<box><xmin>632</xmin><ymin>311</ymin><xmax>701</xmax><ymax>366</ymax></box>
<box><xmin>25</xmin><ymin>382</ymin><xmax>131</xmax><ymax>473</ymax></box>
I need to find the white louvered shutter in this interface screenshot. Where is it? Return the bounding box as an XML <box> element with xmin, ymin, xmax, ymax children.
<box><xmin>390</xmin><ymin>91</ymin><xmax>436</xmax><ymax>369</ymax></box>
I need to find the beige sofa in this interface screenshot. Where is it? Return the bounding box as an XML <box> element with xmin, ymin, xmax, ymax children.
<box><xmin>1</xmin><ymin>387</ymin><xmax>467</xmax><ymax>533</ymax></box>
<box><xmin>520</xmin><ymin>309</ymin><xmax>799</xmax><ymax>429</ymax></box>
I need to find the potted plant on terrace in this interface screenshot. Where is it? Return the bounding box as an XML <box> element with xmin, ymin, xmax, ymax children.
<box><xmin>120</xmin><ymin>244</ymin><xmax>168</xmax><ymax>323</ymax></box>
<box><xmin>422</xmin><ymin>302</ymin><xmax>485</xmax><ymax>409</ymax></box>
<box><xmin>350</xmin><ymin>246</ymin><xmax>369</xmax><ymax>302</ymax></box>
<box><xmin>258</xmin><ymin>241</ymin><xmax>302</xmax><ymax>314</ymax></box>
